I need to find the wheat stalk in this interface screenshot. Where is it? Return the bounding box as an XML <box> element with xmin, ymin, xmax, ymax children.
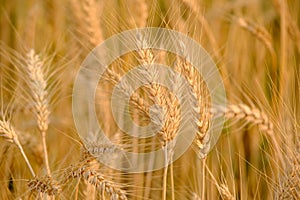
<box><xmin>0</xmin><ymin>119</ymin><xmax>35</xmax><ymax>177</ymax></box>
<box><xmin>26</xmin><ymin>49</ymin><xmax>51</xmax><ymax>176</ymax></box>
<box><xmin>135</xmin><ymin>35</ymin><xmax>181</xmax><ymax>200</ymax></box>
<box><xmin>272</xmin><ymin>0</ymin><xmax>300</xmax><ymax>54</ymax></box>
<box><xmin>19</xmin><ymin>132</ymin><xmax>44</xmax><ymax>165</ymax></box>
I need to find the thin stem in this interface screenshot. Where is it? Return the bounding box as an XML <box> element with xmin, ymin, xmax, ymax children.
<box><xmin>41</xmin><ymin>131</ymin><xmax>51</xmax><ymax>176</ymax></box>
<box><xmin>162</xmin><ymin>147</ymin><xmax>168</xmax><ymax>200</ymax></box>
<box><xmin>201</xmin><ymin>158</ymin><xmax>207</xmax><ymax>200</ymax></box>
<box><xmin>74</xmin><ymin>178</ymin><xmax>80</xmax><ymax>200</ymax></box>
<box><xmin>144</xmin><ymin>137</ymin><xmax>156</xmax><ymax>199</ymax></box>
<box><xmin>16</xmin><ymin>141</ymin><xmax>35</xmax><ymax>177</ymax></box>
<box><xmin>170</xmin><ymin>153</ymin><xmax>175</xmax><ymax>200</ymax></box>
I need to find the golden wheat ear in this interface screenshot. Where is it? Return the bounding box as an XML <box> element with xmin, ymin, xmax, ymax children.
<box><xmin>211</xmin><ymin>104</ymin><xmax>274</xmax><ymax>135</ymax></box>
<box><xmin>69</xmin><ymin>0</ymin><xmax>104</xmax><ymax>48</ymax></box>
<box><xmin>277</xmin><ymin>157</ymin><xmax>300</xmax><ymax>199</ymax></box>
<box><xmin>63</xmin><ymin>164</ymin><xmax>128</xmax><ymax>200</ymax></box>
<box><xmin>28</xmin><ymin>175</ymin><xmax>61</xmax><ymax>197</ymax></box>
<box><xmin>210</xmin><ymin>103</ymin><xmax>284</xmax><ymax>165</ymax></box>
<box><xmin>25</xmin><ymin>49</ymin><xmax>52</xmax><ymax>176</ymax></box>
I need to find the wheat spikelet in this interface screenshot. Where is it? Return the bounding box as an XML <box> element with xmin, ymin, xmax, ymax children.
<box><xmin>28</xmin><ymin>175</ymin><xmax>61</xmax><ymax>196</ymax></box>
<box><xmin>62</xmin><ymin>146</ymin><xmax>127</xmax><ymax>199</ymax></box>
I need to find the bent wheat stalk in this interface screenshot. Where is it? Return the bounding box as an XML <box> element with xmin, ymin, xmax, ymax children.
<box><xmin>0</xmin><ymin>119</ymin><xmax>35</xmax><ymax>177</ymax></box>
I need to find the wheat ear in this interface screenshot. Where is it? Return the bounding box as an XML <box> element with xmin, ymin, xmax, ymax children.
<box><xmin>104</xmin><ymin>68</ymin><xmax>150</xmax><ymax>117</ymax></box>
<box><xmin>179</xmin><ymin>0</ymin><xmax>229</xmax><ymax>84</ymax></box>
<box><xmin>278</xmin><ymin>158</ymin><xmax>300</xmax><ymax>199</ymax></box>
<box><xmin>137</xmin><ymin>38</ymin><xmax>182</xmax><ymax>200</ymax></box>
<box><xmin>211</xmin><ymin>104</ymin><xmax>274</xmax><ymax>135</ymax></box>
<box><xmin>70</xmin><ymin>0</ymin><xmax>103</xmax><ymax>48</ymax></box>
<box><xmin>211</xmin><ymin>103</ymin><xmax>284</xmax><ymax>166</ymax></box>
<box><xmin>235</xmin><ymin>17</ymin><xmax>277</xmax><ymax>77</ymax></box>
<box><xmin>64</xmin><ymin>164</ymin><xmax>128</xmax><ymax>200</ymax></box>
<box><xmin>26</xmin><ymin>49</ymin><xmax>51</xmax><ymax>176</ymax></box>
<box><xmin>81</xmin><ymin>0</ymin><xmax>103</xmax><ymax>46</ymax></box>
<box><xmin>272</xmin><ymin>0</ymin><xmax>300</xmax><ymax>54</ymax></box>
<box><xmin>127</xmin><ymin>0</ymin><xmax>148</xmax><ymax>28</ymax></box>
<box><xmin>0</xmin><ymin>119</ymin><xmax>35</xmax><ymax>177</ymax></box>
<box><xmin>28</xmin><ymin>175</ymin><xmax>61</xmax><ymax>197</ymax></box>
<box><xmin>205</xmin><ymin>163</ymin><xmax>235</xmax><ymax>200</ymax></box>
<box><xmin>175</xmin><ymin>55</ymin><xmax>211</xmax><ymax>159</ymax></box>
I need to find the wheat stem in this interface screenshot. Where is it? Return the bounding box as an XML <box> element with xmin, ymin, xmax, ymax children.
<box><xmin>170</xmin><ymin>156</ymin><xmax>175</xmax><ymax>200</ymax></box>
<box><xmin>0</xmin><ymin>119</ymin><xmax>36</xmax><ymax>177</ymax></box>
<box><xmin>26</xmin><ymin>49</ymin><xmax>51</xmax><ymax>176</ymax></box>
<box><xmin>162</xmin><ymin>147</ymin><xmax>169</xmax><ymax>200</ymax></box>
<box><xmin>201</xmin><ymin>158</ymin><xmax>206</xmax><ymax>200</ymax></box>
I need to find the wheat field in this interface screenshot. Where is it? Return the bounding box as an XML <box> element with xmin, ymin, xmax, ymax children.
<box><xmin>0</xmin><ymin>0</ymin><xmax>299</xmax><ymax>199</ymax></box>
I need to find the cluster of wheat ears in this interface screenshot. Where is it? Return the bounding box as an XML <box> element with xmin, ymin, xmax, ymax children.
<box><xmin>0</xmin><ymin>0</ymin><xmax>299</xmax><ymax>199</ymax></box>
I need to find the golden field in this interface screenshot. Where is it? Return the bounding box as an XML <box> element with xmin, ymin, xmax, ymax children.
<box><xmin>0</xmin><ymin>0</ymin><xmax>299</xmax><ymax>199</ymax></box>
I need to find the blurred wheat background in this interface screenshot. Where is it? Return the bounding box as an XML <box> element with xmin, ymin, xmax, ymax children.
<box><xmin>0</xmin><ymin>0</ymin><xmax>299</xmax><ymax>199</ymax></box>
